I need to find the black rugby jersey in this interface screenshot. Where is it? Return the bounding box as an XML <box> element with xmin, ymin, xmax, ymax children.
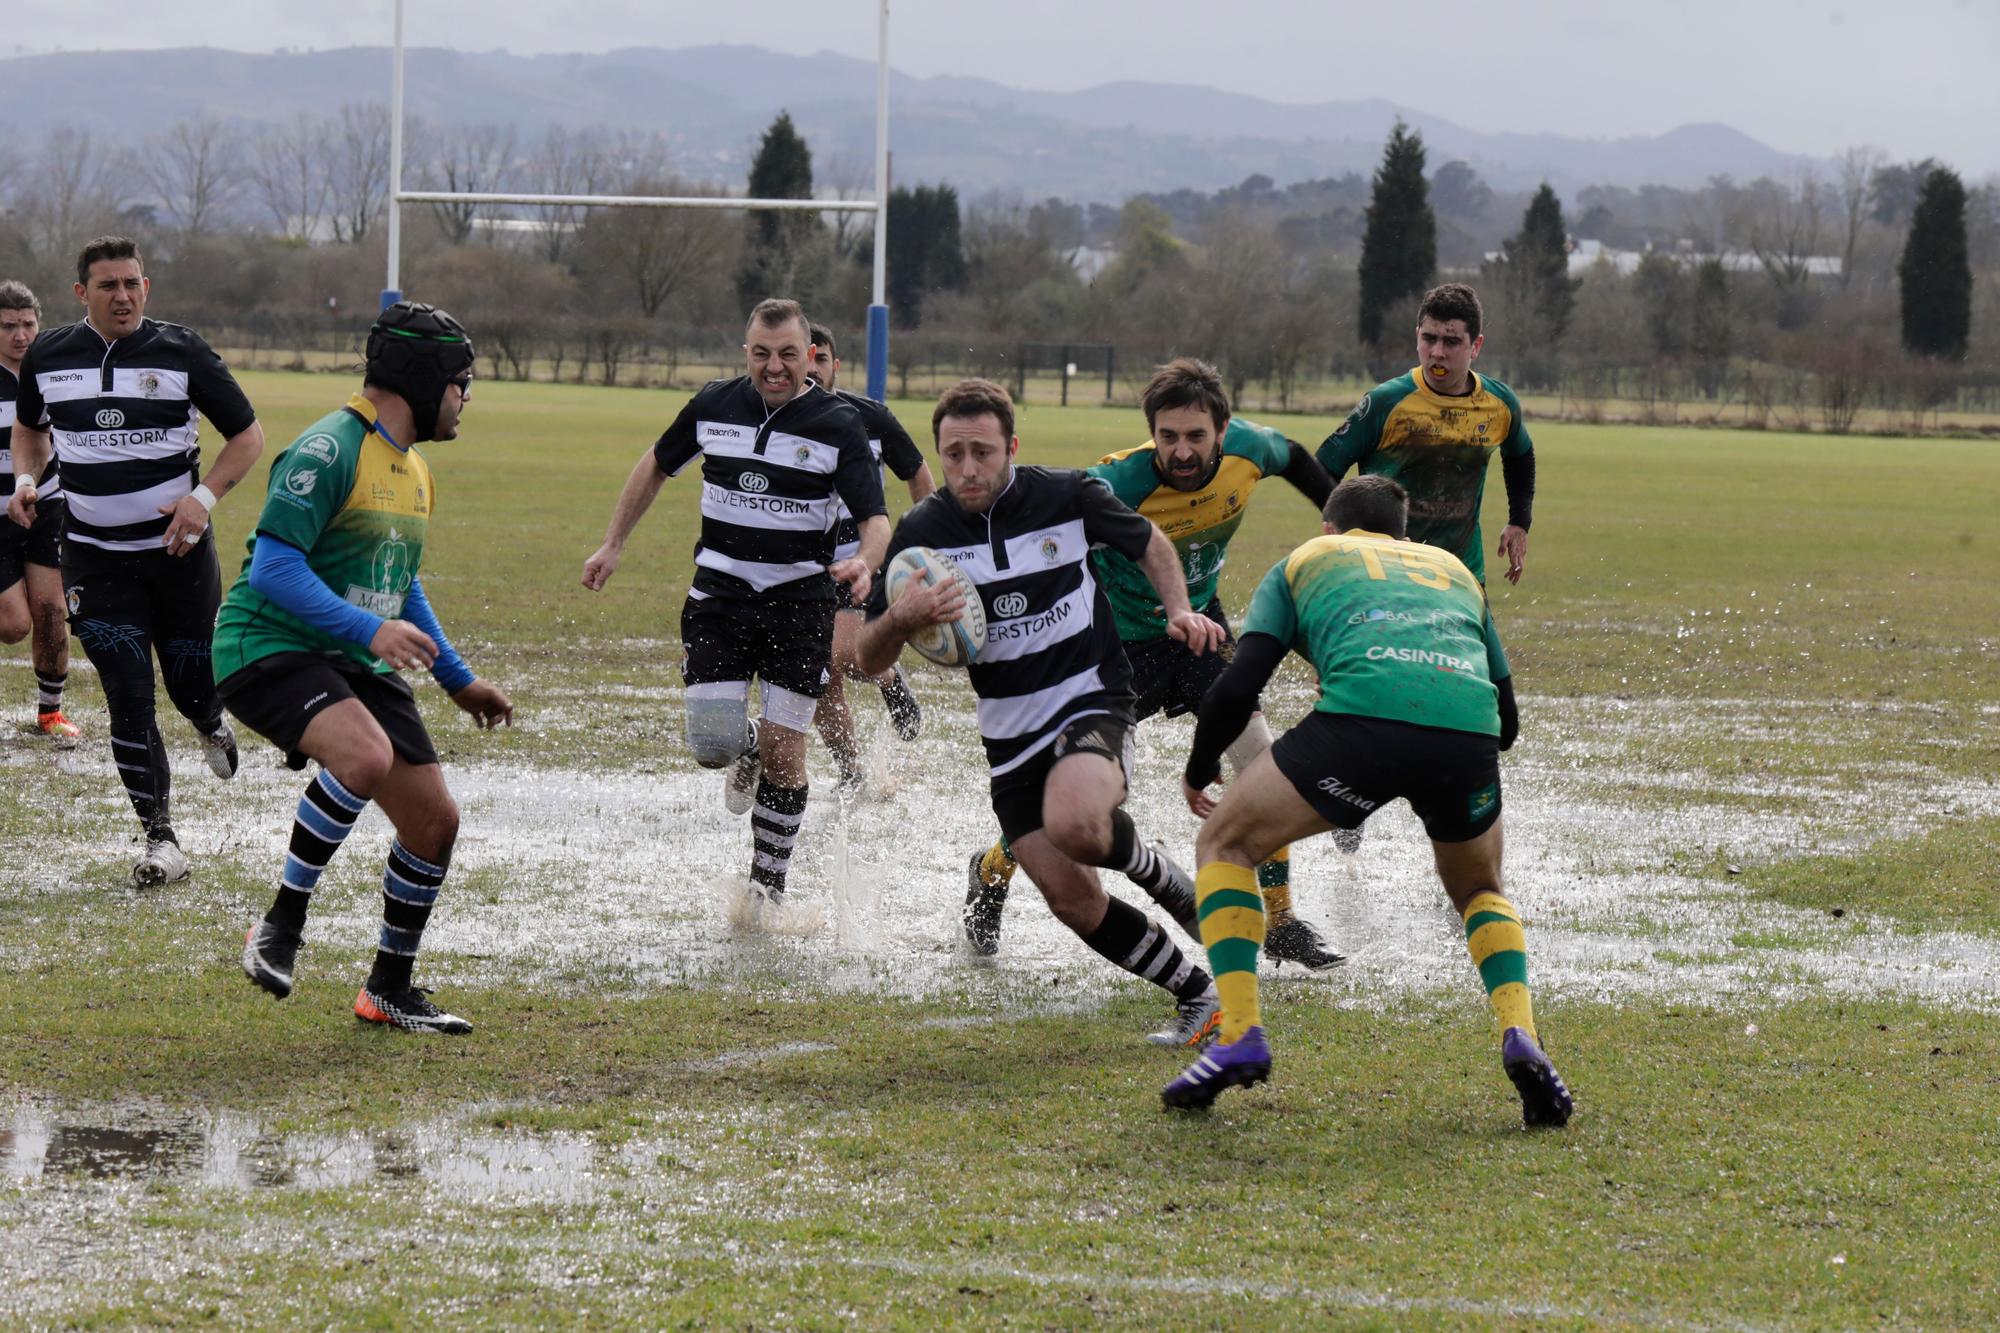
<box><xmin>0</xmin><ymin>364</ymin><xmax>63</xmax><ymax>502</ymax></box>
<box><xmin>828</xmin><ymin>390</ymin><xmax>924</xmax><ymax>564</ymax></box>
<box><xmin>866</xmin><ymin>465</ymin><xmax>1153</xmax><ymax>776</ymax></box>
<box><xmin>653</xmin><ymin>376</ymin><xmax>885</xmax><ymax>602</ymax></box>
<box><xmin>15</xmin><ymin>318</ymin><xmax>254</xmax><ymax>552</ymax></box>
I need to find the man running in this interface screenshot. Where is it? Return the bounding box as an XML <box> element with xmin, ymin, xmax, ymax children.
<box><xmin>0</xmin><ymin>280</ymin><xmax>79</xmax><ymax>744</ymax></box>
<box><xmin>583</xmin><ymin>299</ymin><xmax>886</xmax><ymax>906</ymax></box>
<box><xmin>226</xmin><ymin>301</ymin><xmax>512</xmax><ymax>1035</ymax></box>
<box><xmin>1163</xmin><ymin>475</ymin><xmax>1571</xmax><ymax>1130</ymax></box>
<box><xmin>964</xmin><ymin>359</ymin><xmax>1343</xmax><ymax>970</ymax></box>
<box><xmin>806</xmin><ymin>321</ymin><xmax>930</xmax><ymax>793</ymax></box>
<box><xmin>8</xmin><ymin>237</ymin><xmax>265</xmax><ymax>885</ymax></box>
<box><xmin>858</xmin><ymin>378</ymin><xmax>1229</xmax><ymax>1048</ymax></box>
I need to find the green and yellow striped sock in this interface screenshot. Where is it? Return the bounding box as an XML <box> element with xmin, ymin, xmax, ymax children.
<box><xmin>1256</xmin><ymin>847</ymin><xmax>1293</xmax><ymax>920</ymax></box>
<box><xmin>1196</xmin><ymin>862</ymin><xmax>1265</xmax><ymax>1042</ymax></box>
<box><xmin>1461</xmin><ymin>891</ymin><xmax>1536</xmax><ymax>1043</ymax></box>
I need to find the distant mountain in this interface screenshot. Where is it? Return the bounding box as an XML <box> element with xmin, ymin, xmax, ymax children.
<box><xmin>0</xmin><ymin>45</ymin><xmax>1823</xmax><ymax>202</ymax></box>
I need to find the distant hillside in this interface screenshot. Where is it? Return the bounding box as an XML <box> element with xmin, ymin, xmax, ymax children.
<box><xmin>0</xmin><ymin>44</ymin><xmax>1823</xmax><ymax>201</ymax></box>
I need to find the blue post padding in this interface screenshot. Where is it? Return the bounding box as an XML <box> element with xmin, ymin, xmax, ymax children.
<box><xmin>380</xmin><ymin>289</ymin><xmax>402</xmax><ymax>310</ymax></box>
<box><xmin>866</xmin><ymin>304</ymin><xmax>889</xmax><ymax>402</ymax></box>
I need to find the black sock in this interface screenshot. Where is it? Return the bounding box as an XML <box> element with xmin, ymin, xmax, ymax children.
<box><xmin>750</xmin><ymin>779</ymin><xmax>808</xmax><ymax>894</ymax></box>
<box><xmin>1080</xmin><ymin>895</ymin><xmax>1210</xmax><ymax>999</ymax></box>
<box><xmin>109</xmin><ymin>718</ymin><xmax>173</xmax><ymax>840</ymax></box>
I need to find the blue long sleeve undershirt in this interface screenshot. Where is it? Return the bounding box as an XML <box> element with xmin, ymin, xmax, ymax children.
<box><xmin>247</xmin><ymin>534</ymin><xmax>475</xmax><ymax>693</ymax></box>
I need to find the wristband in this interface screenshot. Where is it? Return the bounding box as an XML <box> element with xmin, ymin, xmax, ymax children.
<box><xmin>190</xmin><ymin>483</ymin><xmax>218</xmax><ymax>512</ymax></box>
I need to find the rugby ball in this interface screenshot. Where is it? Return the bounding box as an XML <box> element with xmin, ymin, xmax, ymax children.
<box><xmin>884</xmin><ymin>546</ymin><xmax>985</xmax><ymax>667</ymax></box>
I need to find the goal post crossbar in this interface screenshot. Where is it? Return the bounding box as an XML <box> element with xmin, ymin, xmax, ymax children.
<box><xmin>393</xmin><ymin>191</ymin><xmax>878</xmax><ymax>213</ymax></box>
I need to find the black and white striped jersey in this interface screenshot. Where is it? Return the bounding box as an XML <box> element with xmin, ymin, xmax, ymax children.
<box><xmin>0</xmin><ymin>364</ymin><xmax>63</xmax><ymax>502</ymax></box>
<box><xmin>14</xmin><ymin>318</ymin><xmax>254</xmax><ymax>552</ymax></box>
<box><xmin>652</xmin><ymin>376</ymin><xmax>885</xmax><ymax>602</ymax></box>
<box><xmin>828</xmin><ymin>390</ymin><xmax>924</xmax><ymax>564</ymax></box>
<box><xmin>866</xmin><ymin>466</ymin><xmax>1155</xmax><ymax>776</ymax></box>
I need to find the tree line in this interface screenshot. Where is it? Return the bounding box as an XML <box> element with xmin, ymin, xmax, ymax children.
<box><xmin>0</xmin><ymin>106</ymin><xmax>1992</xmax><ymax>429</ymax></box>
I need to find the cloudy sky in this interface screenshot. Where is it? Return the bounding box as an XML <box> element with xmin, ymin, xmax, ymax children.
<box><xmin>11</xmin><ymin>0</ymin><xmax>1996</xmax><ymax>176</ymax></box>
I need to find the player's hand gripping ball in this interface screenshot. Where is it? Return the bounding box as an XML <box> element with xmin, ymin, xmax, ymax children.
<box><xmin>885</xmin><ymin>546</ymin><xmax>986</xmax><ymax>667</ymax></box>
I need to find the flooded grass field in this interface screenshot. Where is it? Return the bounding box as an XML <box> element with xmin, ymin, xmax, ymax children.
<box><xmin>2</xmin><ymin>377</ymin><xmax>1996</xmax><ymax>1326</ymax></box>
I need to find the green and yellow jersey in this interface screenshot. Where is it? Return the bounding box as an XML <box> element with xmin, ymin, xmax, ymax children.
<box><xmin>213</xmin><ymin>394</ymin><xmax>435</xmax><ymax>678</ymax></box>
<box><xmin>1316</xmin><ymin>370</ymin><xmax>1532</xmax><ymax>583</ymax></box>
<box><xmin>1088</xmin><ymin>418</ymin><xmax>1296</xmax><ymax>641</ymax></box>
<box><xmin>1241</xmin><ymin>528</ymin><xmax>1510</xmax><ymax>736</ymax></box>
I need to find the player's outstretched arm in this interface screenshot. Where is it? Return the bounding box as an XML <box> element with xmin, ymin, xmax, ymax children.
<box><xmin>1279</xmin><ymin>440</ymin><xmax>1334</xmax><ymax>509</ymax></box>
<box><xmin>1182</xmin><ymin>633</ymin><xmax>1288</xmax><ymax>815</ymax></box>
<box><xmin>1498</xmin><ymin>448</ymin><xmax>1535</xmax><ymax>584</ymax></box>
<box><xmin>402</xmin><ymin>576</ymin><xmax>510</xmax><ymax>727</ymax></box>
<box><xmin>1135</xmin><ymin>524</ymin><xmax>1225</xmax><ymax>655</ymax></box>
<box><xmin>582</xmin><ymin>450</ymin><xmax>669</xmax><ymax>591</ymax></box>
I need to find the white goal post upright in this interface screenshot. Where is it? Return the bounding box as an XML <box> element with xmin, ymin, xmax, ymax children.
<box><xmin>380</xmin><ymin>0</ymin><xmax>894</xmax><ymax>401</ymax></box>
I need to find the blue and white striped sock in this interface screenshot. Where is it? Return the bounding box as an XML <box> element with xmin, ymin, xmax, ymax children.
<box><xmin>267</xmin><ymin>770</ymin><xmax>369</xmax><ymax>931</ymax></box>
<box><xmin>369</xmin><ymin>840</ymin><xmax>449</xmax><ymax>993</ymax></box>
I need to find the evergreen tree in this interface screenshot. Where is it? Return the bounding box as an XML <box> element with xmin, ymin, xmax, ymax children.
<box><xmin>1491</xmin><ymin>184</ymin><xmax>1581</xmax><ymax>355</ymax></box>
<box><xmin>735</xmin><ymin>112</ymin><xmax>821</xmax><ymax>309</ymax></box>
<box><xmin>1899</xmin><ymin>166</ymin><xmax>1972</xmax><ymax>359</ymax></box>
<box><xmin>1357</xmin><ymin>121</ymin><xmax>1435</xmax><ymax>354</ymax></box>
<box><xmin>1689</xmin><ymin>259</ymin><xmax>1733</xmax><ymax>398</ymax></box>
<box><xmin>1633</xmin><ymin>251</ymin><xmax>1688</xmax><ymax>357</ymax></box>
<box><xmin>881</xmin><ymin>184</ymin><xmax>967</xmax><ymax>328</ymax></box>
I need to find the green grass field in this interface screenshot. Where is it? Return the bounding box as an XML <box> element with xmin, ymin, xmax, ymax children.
<box><xmin>3</xmin><ymin>372</ymin><xmax>1998</xmax><ymax>1328</ymax></box>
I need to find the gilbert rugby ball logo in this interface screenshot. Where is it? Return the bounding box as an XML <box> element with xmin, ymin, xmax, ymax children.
<box><xmin>95</xmin><ymin>408</ymin><xmax>124</xmax><ymax>428</ymax></box>
<box><xmin>994</xmin><ymin>592</ymin><xmax>1029</xmax><ymax>618</ymax></box>
<box><xmin>739</xmin><ymin>472</ymin><xmax>770</xmax><ymax>493</ymax></box>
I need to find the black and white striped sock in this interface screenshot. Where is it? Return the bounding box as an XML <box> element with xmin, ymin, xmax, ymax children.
<box><xmin>35</xmin><ymin>669</ymin><xmax>65</xmax><ymax>714</ymax></box>
<box><xmin>749</xmin><ymin>779</ymin><xmax>808</xmax><ymax>896</ymax></box>
<box><xmin>1081</xmin><ymin>895</ymin><xmax>1211</xmax><ymax>1000</ymax></box>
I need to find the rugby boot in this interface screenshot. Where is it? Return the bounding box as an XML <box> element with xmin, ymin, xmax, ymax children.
<box><xmin>1145</xmin><ymin>983</ymin><xmax>1221</xmax><ymax>1048</ymax></box>
<box><xmin>1264</xmin><ymin>914</ymin><xmax>1346</xmax><ymax>971</ymax></box>
<box><xmin>1501</xmin><ymin>1026</ymin><xmax>1574</xmax><ymax>1129</ymax></box>
<box><xmin>880</xmin><ymin>665</ymin><xmax>923</xmax><ymax>742</ymax></box>
<box><xmin>724</xmin><ymin>721</ymin><xmax>761</xmax><ymax>816</ymax></box>
<box><xmin>1162</xmin><ymin>1025</ymin><xmax>1272</xmax><ymax>1109</ymax></box>
<box><xmin>133</xmin><ymin>837</ymin><xmax>190</xmax><ymax>888</ymax></box>
<box><xmin>355</xmin><ymin>984</ymin><xmax>474</xmax><ymax>1036</ymax></box>
<box><xmin>962</xmin><ymin>852</ymin><xmax>1008</xmax><ymax>957</ymax></box>
<box><xmin>201</xmin><ymin>720</ymin><xmax>240</xmax><ymax>779</ymax></box>
<box><xmin>37</xmin><ymin>710</ymin><xmax>81</xmax><ymax>748</ymax></box>
<box><xmin>242</xmin><ymin>920</ymin><xmax>302</xmax><ymax>999</ymax></box>
<box><xmin>1138</xmin><ymin>841</ymin><xmax>1200</xmax><ymax>939</ymax></box>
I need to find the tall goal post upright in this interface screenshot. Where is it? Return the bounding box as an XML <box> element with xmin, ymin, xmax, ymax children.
<box><xmin>380</xmin><ymin>0</ymin><xmax>894</xmax><ymax>380</ymax></box>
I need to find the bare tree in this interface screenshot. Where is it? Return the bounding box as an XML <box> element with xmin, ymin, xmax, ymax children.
<box><xmin>525</xmin><ymin>124</ymin><xmax>612</xmax><ymax>265</ymax></box>
<box><xmin>1745</xmin><ymin>171</ymin><xmax>1825</xmax><ymax>329</ymax></box>
<box><xmin>1834</xmin><ymin>145</ymin><xmax>1886</xmax><ymax>293</ymax></box>
<box><xmin>820</xmin><ymin>153</ymin><xmax>873</xmax><ymax>260</ymax></box>
<box><xmin>419</xmin><ymin>123</ymin><xmax>518</xmax><ymax>245</ymax></box>
<box><xmin>146</xmin><ymin>117</ymin><xmax>243</xmax><ymax>236</ymax></box>
<box><xmin>251</xmin><ymin>113</ymin><xmax>333</xmax><ymax>240</ymax></box>
<box><xmin>332</xmin><ymin>103</ymin><xmax>391</xmax><ymax>243</ymax></box>
<box><xmin>582</xmin><ymin>178</ymin><xmax>734</xmax><ymax>318</ymax></box>
<box><xmin>25</xmin><ymin>128</ymin><xmax>125</xmax><ymax>261</ymax></box>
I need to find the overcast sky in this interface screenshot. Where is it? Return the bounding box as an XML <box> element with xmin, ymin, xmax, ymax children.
<box><xmin>11</xmin><ymin>0</ymin><xmax>1997</xmax><ymax>177</ymax></box>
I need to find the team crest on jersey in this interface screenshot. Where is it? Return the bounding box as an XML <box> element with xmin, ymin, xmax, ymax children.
<box><xmin>65</xmin><ymin>586</ymin><xmax>81</xmax><ymax>616</ymax></box>
<box><xmin>137</xmin><ymin>372</ymin><xmax>160</xmax><ymax>398</ymax></box>
<box><xmin>287</xmin><ymin>469</ymin><xmax>317</xmax><ymax>497</ymax></box>
<box><xmin>296</xmin><ymin>434</ymin><xmax>338</xmax><ymax>464</ymax></box>
<box><xmin>1040</xmin><ymin>537</ymin><xmax>1060</xmax><ymax>563</ymax></box>
<box><xmin>795</xmin><ymin>444</ymin><xmax>811</xmax><ymax>466</ymax></box>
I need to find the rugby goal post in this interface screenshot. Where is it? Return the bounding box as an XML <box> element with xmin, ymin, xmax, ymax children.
<box><xmin>380</xmin><ymin>0</ymin><xmax>894</xmax><ymax>401</ymax></box>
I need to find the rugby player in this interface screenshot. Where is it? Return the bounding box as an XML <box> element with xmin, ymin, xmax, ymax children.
<box><xmin>583</xmin><ymin>299</ymin><xmax>886</xmax><ymax>905</ymax></box>
<box><xmin>1162</xmin><ymin>475</ymin><xmax>1572</xmax><ymax>1129</ymax></box>
<box><xmin>0</xmin><ymin>280</ymin><xmax>80</xmax><ymax>744</ymax></box>
<box><xmin>857</xmin><ymin>378</ymin><xmax>1230</xmax><ymax>1047</ymax></box>
<box><xmin>227</xmin><ymin>301</ymin><xmax>511</xmax><ymax>1035</ymax></box>
<box><xmin>1316</xmin><ymin>282</ymin><xmax>1535</xmax><ymax>588</ymax></box>
<box><xmin>806</xmin><ymin>321</ymin><xmax>931</xmax><ymax>792</ymax></box>
<box><xmin>964</xmin><ymin>359</ymin><xmax>1345</xmax><ymax>970</ymax></box>
<box><xmin>8</xmin><ymin>237</ymin><xmax>265</xmax><ymax>886</ymax></box>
